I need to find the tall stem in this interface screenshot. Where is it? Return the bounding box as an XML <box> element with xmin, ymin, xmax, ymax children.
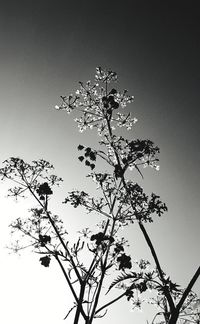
<box><xmin>168</xmin><ymin>266</ymin><xmax>200</xmax><ymax>324</ymax></box>
<box><xmin>88</xmin><ymin>219</ymin><xmax>116</xmax><ymax>324</ymax></box>
<box><xmin>138</xmin><ymin>221</ymin><xmax>175</xmax><ymax>312</ymax></box>
<box><xmin>105</xmin><ymin>114</ymin><xmax>175</xmax><ymax>313</ymax></box>
<box><xmin>73</xmin><ymin>282</ymin><xmax>87</xmax><ymax>324</ymax></box>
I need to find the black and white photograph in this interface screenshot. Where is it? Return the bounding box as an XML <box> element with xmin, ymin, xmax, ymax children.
<box><xmin>0</xmin><ymin>1</ymin><xmax>199</xmax><ymax>323</ymax></box>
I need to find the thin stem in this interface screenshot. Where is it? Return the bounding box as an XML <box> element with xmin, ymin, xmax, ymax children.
<box><xmin>176</xmin><ymin>266</ymin><xmax>200</xmax><ymax>313</ymax></box>
<box><xmin>105</xmin><ymin>115</ymin><xmax>175</xmax><ymax>313</ymax></box>
<box><xmin>73</xmin><ymin>282</ymin><xmax>87</xmax><ymax>324</ymax></box>
<box><xmin>55</xmin><ymin>254</ymin><xmax>87</xmax><ymax>322</ymax></box>
<box><xmin>138</xmin><ymin>221</ymin><xmax>175</xmax><ymax>312</ymax></box>
<box><xmin>95</xmin><ymin>290</ymin><xmax>127</xmax><ymax>315</ymax></box>
<box><xmin>88</xmin><ymin>219</ymin><xmax>116</xmax><ymax>323</ymax></box>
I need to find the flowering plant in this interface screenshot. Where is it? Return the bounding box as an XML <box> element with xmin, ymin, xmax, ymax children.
<box><xmin>1</xmin><ymin>68</ymin><xmax>199</xmax><ymax>324</ymax></box>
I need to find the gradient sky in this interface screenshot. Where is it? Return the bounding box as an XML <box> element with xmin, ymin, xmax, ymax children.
<box><xmin>0</xmin><ymin>1</ymin><xmax>200</xmax><ymax>323</ymax></box>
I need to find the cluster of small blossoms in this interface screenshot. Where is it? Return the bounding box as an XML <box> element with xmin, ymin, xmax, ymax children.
<box><xmin>114</xmin><ymin>112</ymin><xmax>138</xmax><ymax>130</ymax></box>
<box><xmin>95</xmin><ymin>67</ymin><xmax>118</xmax><ymax>83</ymax></box>
<box><xmin>55</xmin><ymin>67</ymin><xmax>137</xmax><ymax>136</ymax></box>
<box><xmin>151</xmin><ymin>162</ymin><xmax>160</xmax><ymax>171</ymax></box>
<box><xmin>76</xmin><ymin>81</ymin><xmax>101</xmax><ymax>110</ymax></box>
<box><xmin>114</xmin><ymin>90</ymin><xmax>134</xmax><ymax>108</ymax></box>
<box><xmin>75</xmin><ymin>115</ymin><xmax>107</xmax><ymax>135</ymax></box>
<box><xmin>55</xmin><ymin>94</ymin><xmax>80</xmax><ymax>113</ymax></box>
<box><xmin>142</xmin><ymin>157</ymin><xmax>160</xmax><ymax>171</ymax></box>
<box><xmin>74</xmin><ymin>115</ymin><xmax>97</xmax><ymax>133</ymax></box>
<box><xmin>74</xmin><ymin>82</ymin><xmax>104</xmax><ymax>132</ymax></box>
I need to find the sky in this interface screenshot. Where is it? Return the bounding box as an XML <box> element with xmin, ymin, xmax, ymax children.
<box><xmin>0</xmin><ymin>1</ymin><xmax>200</xmax><ymax>323</ymax></box>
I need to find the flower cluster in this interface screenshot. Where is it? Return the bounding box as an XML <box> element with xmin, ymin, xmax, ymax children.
<box><xmin>118</xmin><ymin>181</ymin><xmax>168</xmax><ymax>222</ymax></box>
<box><xmin>95</xmin><ymin>67</ymin><xmax>118</xmax><ymax>83</ymax></box>
<box><xmin>0</xmin><ymin>158</ymin><xmax>62</xmax><ymax>201</ymax></box>
<box><xmin>115</xmin><ymin>112</ymin><xmax>138</xmax><ymax>130</ymax></box>
<box><xmin>55</xmin><ymin>67</ymin><xmax>135</xmax><ymax>136</ymax></box>
<box><xmin>63</xmin><ymin>190</ymin><xmax>89</xmax><ymax>208</ymax></box>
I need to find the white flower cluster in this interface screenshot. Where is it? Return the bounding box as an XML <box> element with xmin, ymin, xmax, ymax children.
<box><xmin>55</xmin><ymin>68</ymin><xmax>136</xmax><ymax>136</ymax></box>
<box><xmin>95</xmin><ymin>67</ymin><xmax>118</xmax><ymax>83</ymax></box>
<box><xmin>142</xmin><ymin>157</ymin><xmax>160</xmax><ymax>171</ymax></box>
<box><xmin>115</xmin><ymin>112</ymin><xmax>138</xmax><ymax>130</ymax></box>
<box><xmin>55</xmin><ymin>94</ymin><xmax>79</xmax><ymax>113</ymax></box>
<box><xmin>115</xmin><ymin>91</ymin><xmax>134</xmax><ymax>108</ymax></box>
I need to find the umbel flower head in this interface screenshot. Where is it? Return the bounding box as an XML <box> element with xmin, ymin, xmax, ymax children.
<box><xmin>55</xmin><ymin>67</ymin><xmax>135</xmax><ymax>135</ymax></box>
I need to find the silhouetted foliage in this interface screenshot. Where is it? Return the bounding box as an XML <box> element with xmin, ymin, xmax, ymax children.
<box><xmin>40</xmin><ymin>255</ymin><xmax>51</xmax><ymax>267</ymax></box>
<box><xmin>0</xmin><ymin>68</ymin><xmax>199</xmax><ymax>324</ymax></box>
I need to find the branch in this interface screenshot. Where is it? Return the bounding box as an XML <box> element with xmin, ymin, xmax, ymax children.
<box><xmin>138</xmin><ymin>221</ymin><xmax>175</xmax><ymax>312</ymax></box>
<box><xmin>95</xmin><ymin>290</ymin><xmax>127</xmax><ymax>315</ymax></box>
<box><xmin>176</xmin><ymin>266</ymin><xmax>200</xmax><ymax>313</ymax></box>
<box><xmin>55</xmin><ymin>254</ymin><xmax>87</xmax><ymax>322</ymax></box>
<box><xmin>73</xmin><ymin>282</ymin><xmax>87</xmax><ymax>324</ymax></box>
<box><xmin>105</xmin><ymin>112</ymin><xmax>176</xmax><ymax>314</ymax></box>
<box><xmin>88</xmin><ymin>219</ymin><xmax>115</xmax><ymax>323</ymax></box>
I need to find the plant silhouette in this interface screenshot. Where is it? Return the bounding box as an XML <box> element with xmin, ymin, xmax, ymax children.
<box><xmin>1</xmin><ymin>67</ymin><xmax>199</xmax><ymax>324</ymax></box>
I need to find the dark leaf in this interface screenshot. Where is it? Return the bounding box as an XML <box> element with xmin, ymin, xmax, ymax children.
<box><xmin>125</xmin><ymin>289</ymin><xmax>134</xmax><ymax>301</ymax></box>
<box><xmin>78</xmin><ymin>156</ymin><xmax>84</xmax><ymax>162</ymax></box>
<box><xmin>107</xmin><ymin>272</ymin><xmax>138</xmax><ymax>293</ymax></box>
<box><xmin>109</xmin><ymin>88</ymin><xmax>117</xmax><ymax>95</ymax></box>
<box><xmin>89</xmin><ymin>152</ymin><xmax>96</xmax><ymax>161</ymax></box>
<box><xmin>77</xmin><ymin>145</ymin><xmax>84</xmax><ymax>150</ymax></box>
<box><xmin>36</xmin><ymin>182</ymin><xmax>53</xmax><ymax>196</ymax></box>
<box><xmin>39</xmin><ymin>255</ymin><xmax>51</xmax><ymax>267</ymax></box>
<box><xmin>85</xmin><ymin>147</ymin><xmax>91</xmax><ymax>154</ymax></box>
<box><xmin>39</xmin><ymin>234</ymin><xmax>51</xmax><ymax>246</ymax></box>
<box><xmin>90</xmin><ymin>163</ymin><xmax>95</xmax><ymax>170</ymax></box>
<box><xmin>117</xmin><ymin>253</ymin><xmax>132</xmax><ymax>270</ymax></box>
<box><xmin>114</xmin><ymin>243</ymin><xmax>124</xmax><ymax>254</ymax></box>
<box><xmin>113</xmin><ymin>102</ymin><xmax>119</xmax><ymax>109</ymax></box>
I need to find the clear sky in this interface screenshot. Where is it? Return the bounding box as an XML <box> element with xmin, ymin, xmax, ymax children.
<box><xmin>0</xmin><ymin>1</ymin><xmax>199</xmax><ymax>323</ymax></box>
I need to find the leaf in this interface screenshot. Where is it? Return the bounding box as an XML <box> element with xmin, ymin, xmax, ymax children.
<box><xmin>117</xmin><ymin>253</ymin><xmax>132</xmax><ymax>270</ymax></box>
<box><xmin>94</xmin><ymin>309</ymin><xmax>107</xmax><ymax>318</ymax></box>
<box><xmin>107</xmin><ymin>272</ymin><xmax>138</xmax><ymax>293</ymax></box>
<box><xmin>90</xmin><ymin>163</ymin><xmax>95</xmax><ymax>170</ymax></box>
<box><xmin>125</xmin><ymin>289</ymin><xmax>134</xmax><ymax>301</ymax></box>
<box><xmin>89</xmin><ymin>152</ymin><xmax>96</xmax><ymax>161</ymax></box>
<box><xmin>39</xmin><ymin>234</ymin><xmax>51</xmax><ymax>246</ymax></box>
<box><xmin>85</xmin><ymin>147</ymin><xmax>91</xmax><ymax>156</ymax></box>
<box><xmin>114</xmin><ymin>243</ymin><xmax>124</xmax><ymax>254</ymax></box>
<box><xmin>91</xmin><ymin>232</ymin><xmax>105</xmax><ymax>244</ymax></box>
<box><xmin>63</xmin><ymin>304</ymin><xmax>77</xmax><ymax>320</ymax></box>
<box><xmin>78</xmin><ymin>156</ymin><xmax>84</xmax><ymax>162</ymax></box>
<box><xmin>77</xmin><ymin>144</ymin><xmax>84</xmax><ymax>150</ymax></box>
<box><xmin>113</xmin><ymin>102</ymin><xmax>119</xmax><ymax>109</ymax></box>
<box><xmin>85</xmin><ymin>160</ymin><xmax>91</xmax><ymax>166</ymax></box>
<box><xmin>36</xmin><ymin>182</ymin><xmax>53</xmax><ymax>196</ymax></box>
<box><xmin>39</xmin><ymin>255</ymin><xmax>51</xmax><ymax>267</ymax></box>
